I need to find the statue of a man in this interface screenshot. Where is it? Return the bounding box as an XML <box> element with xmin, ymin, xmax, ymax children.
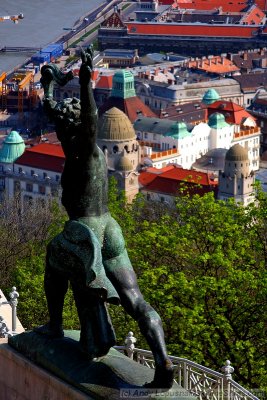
<box><xmin>37</xmin><ymin>47</ymin><xmax>173</xmax><ymax>389</ymax></box>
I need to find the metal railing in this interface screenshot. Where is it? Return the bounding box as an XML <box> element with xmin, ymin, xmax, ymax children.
<box><xmin>114</xmin><ymin>332</ymin><xmax>260</xmax><ymax>400</ymax></box>
<box><xmin>0</xmin><ymin>291</ymin><xmax>261</xmax><ymax>400</ymax></box>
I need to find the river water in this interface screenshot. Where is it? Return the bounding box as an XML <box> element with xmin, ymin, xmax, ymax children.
<box><xmin>0</xmin><ymin>0</ymin><xmax>105</xmax><ymax>74</ymax></box>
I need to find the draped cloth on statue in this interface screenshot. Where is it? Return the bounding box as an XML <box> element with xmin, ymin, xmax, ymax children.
<box><xmin>47</xmin><ymin>220</ymin><xmax>120</xmax><ymax>357</ymax></box>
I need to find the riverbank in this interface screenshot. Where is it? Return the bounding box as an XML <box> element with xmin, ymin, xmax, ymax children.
<box><xmin>0</xmin><ymin>0</ymin><xmax>106</xmax><ymax>74</ymax></box>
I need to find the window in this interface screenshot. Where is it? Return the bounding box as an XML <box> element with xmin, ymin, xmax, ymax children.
<box><xmin>43</xmin><ymin>172</ymin><xmax>47</xmax><ymax>179</ymax></box>
<box><xmin>18</xmin><ymin>167</ymin><xmax>22</xmax><ymax>174</ymax></box>
<box><xmin>14</xmin><ymin>180</ymin><xmax>20</xmax><ymax>192</ymax></box>
<box><xmin>39</xmin><ymin>185</ymin><xmax>46</xmax><ymax>195</ymax></box>
<box><xmin>56</xmin><ymin>175</ymin><xmax>60</xmax><ymax>182</ymax></box>
<box><xmin>31</xmin><ymin>170</ymin><xmax>35</xmax><ymax>176</ymax></box>
<box><xmin>26</xmin><ymin>183</ymin><xmax>33</xmax><ymax>192</ymax></box>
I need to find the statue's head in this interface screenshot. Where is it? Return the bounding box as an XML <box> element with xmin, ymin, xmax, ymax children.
<box><xmin>52</xmin><ymin>97</ymin><xmax>81</xmax><ymax>129</ymax></box>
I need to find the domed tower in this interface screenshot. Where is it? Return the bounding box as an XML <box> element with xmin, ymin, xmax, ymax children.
<box><xmin>111</xmin><ymin>70</ymin><xmax>136</xmax><ymax>99</ymax></box>
<box><xmin>208</xmin><ymin>112</ymin><xmax>230</xmax><ymax>149</ymax></box>
<box><xmin>0</xmin><ymin>130</ymin><xmax>25</xmax><ymax>200</ymax></box>
<box><xmin>202</xmin><ymin>88</ymin><xmax>220</xmax><ymax>105</ymax></box>
<box><xmin>97</xmin><ymin>107</ymin><xmax>140</xmax><ymax>201</ymax></box>
<box><xmin>0</xmin><ymin>131</ymin><xmax>25</xmax><ymax>167</ymax></box>
<box><xmin>218</xmin><ymin>144</ymin><xmax>255</xmax><ymax>205</ymax></box>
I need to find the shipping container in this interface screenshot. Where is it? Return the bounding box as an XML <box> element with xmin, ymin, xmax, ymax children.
<box><xmin>41</xmin><ymin>43</ymin><xmax>64</xmax><ymax>59</ymax></box>
<box><xmin>31</xmin><ymin>52</ymin><xmax>50</xmax><ymax>64</ymax></box>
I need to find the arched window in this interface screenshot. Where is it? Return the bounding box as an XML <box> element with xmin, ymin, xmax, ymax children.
<box><xmin>113</xmin><ymin>145</ymin><xmax>119</xmax><ymax>153</ymax></box>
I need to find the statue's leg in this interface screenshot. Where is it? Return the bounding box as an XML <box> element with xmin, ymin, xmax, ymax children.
<box><xmin>71</xmin><ymin>281</ymin><xmax>116</xmax><ymax>359</ymax></box>
<box><xmin>34</xmin><ymin>246</ymin><xmax>68</xmax><ymax>338</ymax></box>
<box><xmin>102</xmin><ymin>217</ymin><xmax>173</xmax><ymax>388</ymax></box>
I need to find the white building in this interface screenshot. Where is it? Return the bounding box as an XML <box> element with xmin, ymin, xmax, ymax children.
<box><xmin>0</xmin><ymin>135</ymin><xmax>63</xmax><ymax>206</ymax></box>
<box><xmin>134</xmin><ymin>108</ymin><xmax>260</xmax><ymax>171</ymax></box>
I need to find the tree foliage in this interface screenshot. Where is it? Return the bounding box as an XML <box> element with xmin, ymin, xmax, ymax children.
<box><xmin>1</xmin><ymin>182</ymin><xmax>266</xmax><ymax>390</ymax></box>
<box><xmin>109</xmin><ymin>188</ymin><xmax>267</xmax><ymax>390</ymax></box>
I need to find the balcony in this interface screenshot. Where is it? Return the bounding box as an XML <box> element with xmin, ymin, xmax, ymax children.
<box><xmin>234</xmin><ymin>127</ymin><xmax>260</xmax><ymax>139</ymax></box>
<box><xmin>150</xmin><ymin>148</ymin><xmax>180</xmax><ymax>160</ymax></box>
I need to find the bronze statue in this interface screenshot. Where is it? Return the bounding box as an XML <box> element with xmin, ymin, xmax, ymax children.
<box><xmin>36</xmin><ymin>46</ymin><xmax>174</xmax><ymax>389</ymax></box>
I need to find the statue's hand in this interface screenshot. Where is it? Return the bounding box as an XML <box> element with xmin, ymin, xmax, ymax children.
<box><xmin>79</xmin><ymin>46</ymin><xmax>94</xmax><ymax>85</ymax></box>
<box><xmin>40</xmin><ymin>66</ymin><xmax>54</xmax><ymax>98</ymax></box>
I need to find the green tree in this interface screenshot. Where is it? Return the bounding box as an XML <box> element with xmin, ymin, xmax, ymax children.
<box><xmin>4</xmin><ymin>182</ymin><xmax>266</xmax><ymax>390</ymax></box>
<box><xmin>120</xmin><ymin>192</ymin><xmax>267</xmax><ymax>389</ymax></box>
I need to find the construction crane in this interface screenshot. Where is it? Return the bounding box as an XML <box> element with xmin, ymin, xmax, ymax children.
<box><xmin>0</xmin><ymin>13</ymin><xmax>24</xmax><ymax>24</ymax></box>
<box><xmin>16</xmin><ymin>71</ymin><xmax>34</xmax><ymax>116</ymax></box>
<box><xmin>0</xmin><ymin>72</ymin><xmax>7</xmax><ymax>110</ymax></box>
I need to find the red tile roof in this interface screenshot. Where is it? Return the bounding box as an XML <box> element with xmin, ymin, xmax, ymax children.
<box><xmin>26</xmin><ymin>143</ymin><xmax>64</xmax><ymax>157</ymax></box>
<box><xmin>16</xmin><ymin>143</ymin><xmax>65</xmax><ymax>173</ymax></box>
<box><xmin>126</xmin><ymin>22</ymin><xmax>258</xmax><ymax>38</ymax></box>
<box><xmin>176</xmin><ymin>0</ymin><xmax>249</xmax><ymax>12</ymax></box>
<box><xmin>96</xmin><ymin>75</ymin><xmax>113</xmax><ymax>89</ymax></box>
<box><xmin>101</xmin><ymin>12</ymin><xmax>126</xmax><ymax>29</ymax></box>
<box><xmin>139</xmin><ymin>165</ymin><xmax>217</xmax><ymax>197</ymax></box>
<box><xmin>91</xmin><ymin>70</ymin><xmax>100</xmax><ymax>81</ymax></box>
<box><xmin>139</xmin><ymin>165</ymin><xmax>176</xmax><ymax>186</ymax></box>
<box><xmin>240</xmin><ymin>5</ymin><xmax>265</xmax><ymax>24</ymax></box>
<box><xmin>99</xmin><ymin>96</ymin><xmax>156</xmax><ymax>122</ymax></box>
<box><xmin>207</xmin><ymin>100</ymin><xmax>255</xmax><ymax>124</ymax></box>
<box><xmin>188</xmin><ymin>56</ymin><xmax>239</xmax><ymax>74</ymax></box>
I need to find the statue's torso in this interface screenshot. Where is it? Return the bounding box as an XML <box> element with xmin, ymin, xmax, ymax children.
<box><xmin>61</xmin><ymin>145</ymin><xmax>109</xmax><ymax>218</ymax></box>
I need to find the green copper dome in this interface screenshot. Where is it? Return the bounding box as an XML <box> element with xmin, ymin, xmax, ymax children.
<box><xmin>0</xmin><ymin>130</ymin><xmax>25</xmax><ymax>163</ymax></box>
<box><xmin>208</xmin><ymin>113</ymin><xmax>229</xmax><ymax>129</ymax></box>
<box><xmin>202</xmin><ymin>88</ymin><xmax>220</xmax><ymax>105</ymax></box>
<box><xmin>111</xmin><ymin>70</ymin><xmax>136</xmax><ymax>99</ymax></box>
<box><xmin>165</xmin><ymin>122</ymin><xmax>191</xmax><ymax>139</ymax></box>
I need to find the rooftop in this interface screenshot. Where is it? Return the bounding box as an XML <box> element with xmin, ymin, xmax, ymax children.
<box><xmin>16</xmin><ymin>143</ymin><xmax>65</xmax><ymax>173</ymax></box>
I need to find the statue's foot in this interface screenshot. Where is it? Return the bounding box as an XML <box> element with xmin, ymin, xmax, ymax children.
<box><xmin>144</xmin><ymin>359</ymin><xmax>174</xmax><ymax>390</ymax></box>
<box><xmin>34</xmin><ymin>323</ymin><xmax>64</xmax><ymax>339</ymax></box>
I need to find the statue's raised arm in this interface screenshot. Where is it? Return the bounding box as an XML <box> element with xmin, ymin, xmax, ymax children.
<box><xmin>40</xmin><ymin>46</ymin><xmax>98</xmax><ymax>158</ymax></box>
<box><xmin>79</xmin><ymin>46</ymin><xmax>98</xmax><ymax>153</ymax></box>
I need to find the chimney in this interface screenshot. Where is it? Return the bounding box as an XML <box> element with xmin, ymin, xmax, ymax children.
<box><xmin>243</xmin><ymin>51</ymin><xmax>248</xmax><ymax>61</ymax></box>
<box><xmin>208</xmin><ymin>55</ymin><xmax>213</xmax><ymax>66</ymax></box>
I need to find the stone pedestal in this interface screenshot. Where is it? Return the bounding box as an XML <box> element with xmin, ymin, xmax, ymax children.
<box><xmin>0</xmin><ymin>338</ymin><xmax>91</xmax><ymax>400</ymax></box>
<box><xmin>1</xmin><ymin>331</ymin><xmax>197</xmax><ymax>400</ymax></box>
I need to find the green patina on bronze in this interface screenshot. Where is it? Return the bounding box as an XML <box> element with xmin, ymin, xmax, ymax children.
<box><xmin>17</xmin><ymin>46</ymin><xmax>176</xmax><ymax>390</ymax></box>
<box><xmin>9</xmin><ymin>331</ymin><xmax>196</xmax><ymax>400</ymax></box>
